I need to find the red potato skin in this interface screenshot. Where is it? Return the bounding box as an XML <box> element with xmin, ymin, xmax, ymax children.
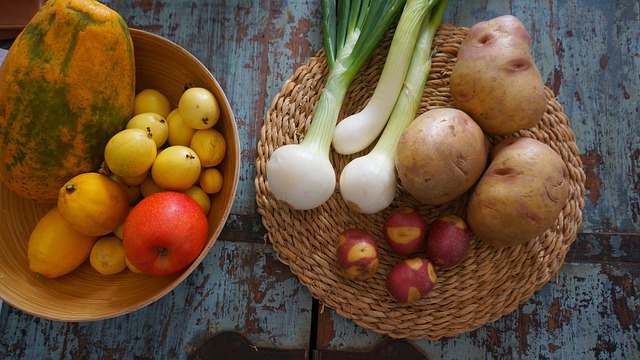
<box><xmin>386</xmin><ymin>257</ymin><xmax>437</xmax><ymax>304</ymax></box>
<box><xmin>383</xmin><ymin>207</ymin><xmax>427</xmax><ymax>255</ymax></box>
<box><xmin>335</xmin><ymin>228</ymin><xmax>379</xmax><ymax>282</ymax></box>
<box><xmin>425</xmin><ymin>214</ymin><xmax>471</xmax><ymax>269</ymax></box>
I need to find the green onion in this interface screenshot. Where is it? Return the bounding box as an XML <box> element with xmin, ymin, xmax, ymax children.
<box><xmin>266</xmin><ymin>0</ymin><xmax>406</xmax><ymax>210</ymax></box>
<box><xmin>339</xmin><ymin>0</ymin><xmax>449</xmax><ymax>214</ymax></box>
<box><xmin>332</xmin><ymin>0</ymin><xmax>440</xmax><ymax>155</ymax></box>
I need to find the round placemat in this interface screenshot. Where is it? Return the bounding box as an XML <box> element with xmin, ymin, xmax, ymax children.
<box><xmin>255</xmin><ymin>24</ymin><xmax>586</xmax><ymax>340</ymax></box>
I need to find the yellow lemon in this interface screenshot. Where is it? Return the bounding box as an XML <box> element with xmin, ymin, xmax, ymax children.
<box><xmin>28</xmin><ymin>208</ymin><xmax>99</xmax><ymax>278</ymax></box>
<box><xmin>90</xmin><ymin>236</ymin><xmax>127</xmax><ymax>275</ymax></box>
<box><xmin>189</xmin><ymin>128</ymin><xmax>226</xmax><ymax>167</ymax></box>
<box><xmin>58</xmin><ymin>172</ymin><xmax>130</xmax><ymax>236</ymax></box>
<box><xmin>199</xmin><ymin>167</ymin><xmax>223</xmax><ymax>194</ymax></box>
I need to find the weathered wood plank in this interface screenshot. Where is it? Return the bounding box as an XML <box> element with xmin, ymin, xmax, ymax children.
<box><xmin>568</xmin><ymin>232</ymin><xmax>640</xmax><ymax>263</ymax></box>
<box><xmin>315</xmin><ymin>261</ymin><xmax>640</xmax><ymax>359</ymax></box>
<box><xmin>0</xmin><ymin>240</ymin><xmax>312</xmax><ymax>359</ymax></box>
<box><xmin>537</xmin><ymin>1</ymin><xmax>640</xmax><ymax>233</ymax></box>
<box><xmin>1</xmin><ymin>0</ymin><xmax>638</xmax><ymax>357</ymax></box>
<box><xmin>518</xmin><ymin>262</ymin><xmax>639</xmax><ymax>359</ymax></box>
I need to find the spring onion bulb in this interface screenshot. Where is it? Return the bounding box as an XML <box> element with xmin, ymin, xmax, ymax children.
<box><xmin>332</xmin><ymin>0</ymin><xmax>438</xmax><ymax>155</ymax></box>
<box><xmin>340</xmin><ymin>0</ymin><xmax>449</xmax><ymax>214</ymax></box>
<box><xmin>266</xmin><ymin>0</ymin><xmax>407</xmax><ymax>210</ymax></box>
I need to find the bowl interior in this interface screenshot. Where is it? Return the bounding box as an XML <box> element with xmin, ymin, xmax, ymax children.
<box><xmin>0</xmin><ymin>28</ymin><xmax>239</xmax><ymax>321</ymax></box>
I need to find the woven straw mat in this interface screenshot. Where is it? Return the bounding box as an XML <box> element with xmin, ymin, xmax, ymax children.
<box><xmin>254</xmin><ymin>24</ymin><xmax>586</xmax><ymax>340</ymax></box>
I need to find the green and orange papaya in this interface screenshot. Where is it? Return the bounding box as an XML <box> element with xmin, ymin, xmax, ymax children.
<box><xmin>0</xmin><ymin>0</ymin><xmax>135</xmax><ymax>202</ymax></box>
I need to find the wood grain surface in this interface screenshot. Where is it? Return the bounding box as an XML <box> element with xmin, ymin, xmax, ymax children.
<box><xmin>0</xmin><ymin>0</ymin><xmax>638</xmax><ymax>359</ymax></box>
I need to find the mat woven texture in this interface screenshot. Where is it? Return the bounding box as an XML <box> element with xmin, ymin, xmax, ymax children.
<box><xmin>255</xmin><ymin>24</ymin><xmax>586</xmax><ymax>340</ymax></box>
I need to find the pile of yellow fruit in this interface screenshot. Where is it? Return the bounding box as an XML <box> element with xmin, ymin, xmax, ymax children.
<box><xmin>27</xmin><ymin>87</ymin><xmax>226</xmax><ymax>278</ymax></box>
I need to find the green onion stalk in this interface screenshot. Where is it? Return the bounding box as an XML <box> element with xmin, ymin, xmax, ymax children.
<box><xmin>265</xmin><ymin>0</ymin><xmax>406</xmax><ymax>210</ymax></box>
<box><xmin>333</xmin><ymin>0</ymin><xmax>440</xmax><ymax>155</ymax></box>
<box><xmin>339</xmin><ymin>0</ymin><xmax>449</xmax><ymax>214</ymax></box>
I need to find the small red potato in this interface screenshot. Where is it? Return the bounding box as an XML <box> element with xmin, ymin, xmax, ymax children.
<box><xmin>335</xmin><ymin>228</ymin><xmax>379</xmax><ymax>281</ymax></box>
<box><xmin>386</xmin><ymin>257</ymin><xmax>437</xmax><ymax>304</ymax></box>
<box><xmin>425</xmin><ymin>214</ymin><xmax>471</xmax><ymax>269</ymax></box>
<box><xmin>383</xmin><ymin>207</ymin><xmax>427</xmax><ymax>255</ymax></box>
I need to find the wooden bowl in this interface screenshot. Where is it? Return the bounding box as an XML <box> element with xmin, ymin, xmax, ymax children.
<box><xmin>0</xmin><ymin>28</ymin><xmax>239</xmax><ymax>321</ymax></box>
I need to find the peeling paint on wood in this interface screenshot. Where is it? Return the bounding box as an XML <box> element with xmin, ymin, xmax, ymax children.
<box><xmin>0</xmin><ymin>0</ymin><xmax>638</xmax><ymax>358</ymax></box>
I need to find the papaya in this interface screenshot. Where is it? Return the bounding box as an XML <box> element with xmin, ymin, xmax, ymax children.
<box><xmin>0</xmin><ymin>0</ymin><xmax>135</xmax><ymax>202</ymax></box>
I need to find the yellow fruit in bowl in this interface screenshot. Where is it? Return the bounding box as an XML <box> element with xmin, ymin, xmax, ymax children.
<box><xmin>27</xmin><ymin>207</ymin><xmax>99</xmax><ymax>278</ymax></box>
<box><xmin>120</xmin><ymin>170</ymin><xmax>150</xmax><ymax>186</ymax></box>
<box><xmin>182</xmin><ymin>186</ymin><xmax>211</xmax><ymax>215</ymax></box>
<box><xmin>166</xmin><ymin>108</ymin><xmax>196</xmax><ymax>146</ymax></box>
<box><xmin>178</xmin><ymin>87</ymin><xmax>220</xmax><ymax>129</ymax></box>
<box><xmin>189</xmin><ymin>128</ymin><xmax>226</xmax><ymax>167</ymax></box>
<box><xmin>199</xmin><ymin>167</ymin><xmax>223</xmax><ymax>194</ymax></box>
<box><xmin>133</xmin><ymin>89</ymin><xmax>171</xmax><ymax>118</ymax></box>
<box><xmin>113</xmin><ymin>206</ymin><xmax>133</xmax><ymax>240</ymax></box>
<box><xmin>104</xmin><ymin>128</ymin><xmax>158</xmax><ymax>178</ymax></box>
<box><xmin>125</xmin><ymin>257</ymin><xmax>144</xmax><ymax>274</ymax></box>
<box><xmin>58</xmin><ymin>172</ymin><xmax>130</xmax><ymax>236</ymax></box>
<box><xmin>109</xmin><ymin>174</ymin><xmax>142</xmax><ymax>205</ymax></box>
<box><xmin>140</xmin><ymin>177</ymin><xmax>164</xmax><ymax>197</ymax></box>
<box><xmin>126</xmin><ymin>112</ymin><xmax>169</xmax><ymax>148</ymax></box>
<box><xmin>90</xmin><ymin>236</ymin><xmax>127</xmax><ymax>275</ymax></box>
<box><xmin>151</xmin><ymin>145</ymin><xmax>201</xmax><ymax>191</ymax></box>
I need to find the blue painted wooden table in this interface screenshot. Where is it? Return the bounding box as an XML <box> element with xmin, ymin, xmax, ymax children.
<box><xmin>0</xmin><ymin>1</ymin><xmax>638</xmax><ymax>359</ymax></box>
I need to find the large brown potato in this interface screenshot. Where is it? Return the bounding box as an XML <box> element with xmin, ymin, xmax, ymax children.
<box><xmin>396</xmin><ymin>108</ymin><xmax>489</xmax><ymax>205</ymax></box>
<box><xmin>467</xmin><ymin>137</ymin><xmax>569</xmax><ymax>247</ymax></box>
<box><xmin>450</xmin><ymin>15</ymin><xmax>547</xmax><ymax>136</ymax></box>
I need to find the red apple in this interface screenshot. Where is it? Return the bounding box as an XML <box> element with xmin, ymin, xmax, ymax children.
<box><xmin>425</xmin><ymin>214</ymin><xmax>471</xmax><ymax>269</ymax></box>
<box><xmin>386</xmin><ymin>257</ymin><xmax>437</xmax><ymax>304</ymax></box>
<box><xmin>122</xmin><ymin>191</ymin><xmax>208</xmax><ymax>276</ymax></box>
<box><xmin>335</xmin><ymin>228</ymin><xmax>379</xmax><ymax>282</ymax></box>
<box><xmin>383</xmin><ymin>207</ymin><xmax>426</xmax><ymax>255</ymax></box>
